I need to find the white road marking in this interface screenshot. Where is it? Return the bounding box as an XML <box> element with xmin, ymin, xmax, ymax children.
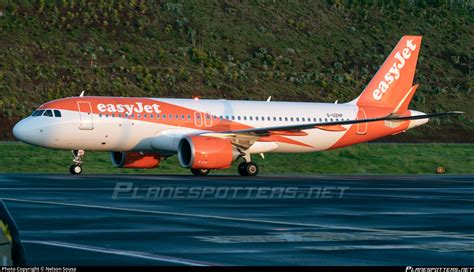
<box><xmin>3</xmin><ymin>197</ymin><xmax>474</xmax><ymax>240</ymax></box>
<box><xmin>23</xmin><ymin>240</ymin><xmax>212</xmax><ymax>266</ymax></box>
<box><xmin>0</xmin><ymin>188</ymin><xmax>113</xmax><ymax>190</ymax></box>
<box><xmin>0</xmin><ymin>187</ymin><xmax>472</xmax><ymax>193</ymax></box>
<box><xmin>348</xmin><ymin>193</ymin><xmax>474</xmax><ymax>202</ymax></box>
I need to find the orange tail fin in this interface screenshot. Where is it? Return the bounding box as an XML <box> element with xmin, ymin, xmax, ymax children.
<box><xmin>350</xmin><ymin>36</ymin><xmax>422</xmax><ymax>110</ymax></box>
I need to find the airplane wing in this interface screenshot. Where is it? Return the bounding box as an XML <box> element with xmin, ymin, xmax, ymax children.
<box><xmin>203</xmin><ymin>111</ymin><xmax>463</xmax><ymax>138</ymax></box>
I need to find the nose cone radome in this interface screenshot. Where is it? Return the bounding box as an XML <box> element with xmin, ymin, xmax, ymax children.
<box><xmin>13</xmin><ymin>118</ymin><xmax>29</xmax><ymax>143</ymax></box>
<box><xmin>13</xmin><ymin>117</ymin><xmax>41</xmax><ymax>145</ymax></box>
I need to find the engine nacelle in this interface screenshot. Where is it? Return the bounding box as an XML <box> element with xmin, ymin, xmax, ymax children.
<box><xmin>110</xmin><ymin>151</ymin><xmax>161</xmax><ymax>169</ymax></box>
<box><xmin>178</xmin><ymin>136</ymin><xmax>239</xmax><ymax>169</ymax></box>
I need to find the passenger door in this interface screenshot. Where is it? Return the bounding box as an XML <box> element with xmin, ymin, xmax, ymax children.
<box><xmin>77</xmin><ymin>101</ymin><xmax>94</xmax><ymax>130</ymax></box>
<box><xmin>356</xmin><ymin>108</ymin><xmax>367</xmax><ymax>135</ymax></box>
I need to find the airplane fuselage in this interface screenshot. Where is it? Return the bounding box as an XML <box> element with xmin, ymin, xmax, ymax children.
<box><xmin>13</xmin><ymin>96</ymin><xmax>426</xmax><ymax>154</ymax></box>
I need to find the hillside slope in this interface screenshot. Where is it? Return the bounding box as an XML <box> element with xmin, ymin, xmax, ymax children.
<box><xmin>0</xmin><ymin>0</ymin><xmax>472</xmax><ymax>141</ymax></box>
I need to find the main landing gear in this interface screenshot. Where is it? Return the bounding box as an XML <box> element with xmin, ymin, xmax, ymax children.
<box><xmin>191</xmin><ymin>168</ymin><xmax>211</xmax><ymax>176</ymax></box>
<box><xmin>237</xmin><ymin>161</ymin><xmax>259</xmax><ymax>176</ymax></box>
<box><xmin>69</xmin><ymin>149</ymin><xmax>85</xmax><ymax>175</ymax></box>
<box><xmin>236</xmin><ymin>150</ymin><xmax>259</xmax><ymax>176</ymax></box>
<box><xmin>189</xmin><ymin>152</ymin><xmax>260</xmax><ymax>177</ymax></box>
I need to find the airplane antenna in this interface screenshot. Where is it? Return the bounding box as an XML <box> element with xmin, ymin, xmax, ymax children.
<box><xmin>260</xmin><ymin>153</ymin><xmax>265</xmax><ymax>159</ymax></box>
<box><xmin>79</xmin><ymin>91</ymin><xmax>85</xmax><ymax>97</ymax></box>
<box><xmin>266</xmin><ymin>96</ymin><xmax>272</xmax><ymax>102</ymax></box>
<box><xmin>334</xmin><ymin>100</ymin><xmax>338</xmax><ymax>104</ymax></box>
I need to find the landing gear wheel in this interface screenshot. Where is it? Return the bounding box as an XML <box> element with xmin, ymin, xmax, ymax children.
<box><xmin>70</xmin><ymin>149</ymin><xmax>85</xmax><ymax>175</ymax></box>
<box><xmin>191</xmin><ymin>168</ymin><xmax>210</xmax><ymax>176</ymax></box>
<box><xmin>238</xmin><ymin>162</ymin><xmax>247</xmax><ymax>176</ymax></box>
<box><xmin>238</xmin><ymin>162</ymin><xmax>259</xmax><ymax>176</ymax></box>
<box><xmin>69</xmin><ymin>164</ymin><xmax>82</xmax><ymax>175</ymax></box>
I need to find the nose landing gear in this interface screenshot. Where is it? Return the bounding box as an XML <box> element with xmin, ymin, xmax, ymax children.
<box><xmin>69</xmin><ymin>150</ymin><xmax>85</xmax><ymax>175</ymax></box>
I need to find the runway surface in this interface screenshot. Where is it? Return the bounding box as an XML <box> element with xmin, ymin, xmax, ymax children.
<box><xmin>0</xmin><ymin>174</ymin><xmax>473</xmax><ymax>266</ymax></box>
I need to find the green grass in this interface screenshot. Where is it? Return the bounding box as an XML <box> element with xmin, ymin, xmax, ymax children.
<box><xmin>0</xmin><ymin>142</ymin><xmax>472</xmax><ymax>175</ymax></box>
<box><xmin>0</xmin><ymin>1</ymin><xmax>472</xmax><ymax>142</ymax></box>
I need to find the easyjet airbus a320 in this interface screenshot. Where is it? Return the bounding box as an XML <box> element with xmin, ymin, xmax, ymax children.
<box><xmin>13</xmin><ymin>36</ymin><xmax>462</xmax><ymax>176</ymax></box>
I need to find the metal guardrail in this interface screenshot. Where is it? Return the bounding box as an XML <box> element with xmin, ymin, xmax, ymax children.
<box><xmin>0</xmin><ymin>200</ymin><xmax>26</xmax><ymax>266</ymax></box>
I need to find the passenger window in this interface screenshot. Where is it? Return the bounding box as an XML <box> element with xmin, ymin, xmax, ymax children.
<box><xmin>284</xmin><ymin>117</ymin><xmax>288</xmax><ymax>121</ymax></box>
<box><xmin>237</xmin><ymin>116</ymin><xmax>241</xmax><ymax>120</ymax></box>
<box><xmin>169</xmin><ymin>114</ymin><xmax>173</xmax><ymax>119</ymax></box>
<box><xmin>255</xmin><ymin>117</ymin><xmax>259</xmax><ymax>121</ymax></box>
<box><xmin>162</xmin><ymin>114</ymin><xmax>166</xmax><ymax>119</ymax></box>
<box><xmin>175</xmin><ymin>114</ymin><xmax>179</xmax><ymax>119</ymax></box>
<box><xmin>43</xmin><ymin>110</ymin><xmax>53</xmax><ymax>117</ymax></box>
<box><xmin>232</xmin><ymin>116</ymin><xmax>235</xmax><ymax>120</ymax></box>
<box><xmin>279</xmin><ymin>117</ymin><xmax>282</xmax><ymax>121</ymax></box>
<box><xmin>188</xmin><ymin>115</ymin><xmax>191</xmax><ymax>120</ymax></box>
<box><xmin>243</xmin><ymin>116</ymin><xmax>247</xmax><ymax>121</ymax></box>
<box><xmin>144</xmin><ymin>114</ymin><xmax>147</xmax><ymax>118</ymax></box>
<box><xmin>249</xmin><ymin>116</ymin><xmax>253</xmax><ymax>121</ymax></box>
<box><xmin>290</xmin><ymin>117</ymin><xmax>294</xmax><ymax>122</ymax></box>
<box><xmin>99</xmin><ymin>113</ymin><xmax>102</xmax><ymax>118</ymax></box>
<box><xmin>53</xmin><ymin>110</ymin><xmax>62</xmax><ymax>117</ymax></box>
<box><xmin>273</xmin><ymin>117</ymin><xmax>276</xmax><ymax>121</ymax></box>
<box><xmin>182</xmin><ymin>115</ymin><xmax>185</xmax><ymax>120</ymax></box>
<box><xmin>118</xmin><ymin>113</ymin><xmax>122</xmax><ymax>118</ymax></box>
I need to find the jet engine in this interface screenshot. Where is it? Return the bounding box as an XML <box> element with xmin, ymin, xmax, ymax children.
<box><xmin>110</xmin><ymin>151</ymin><xmax>161</xmax><ymax>168</ymax></box>
<box><xmin>177</xmin><ymin>136</ymin><xmax>240</xmax><ymax>169</ymax></box>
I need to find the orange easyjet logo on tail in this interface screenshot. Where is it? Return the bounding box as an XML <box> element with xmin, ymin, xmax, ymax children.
<box><xmin>372</xmin><ymin>39</ymin><xmax>417</xmax><ymax>101</ymax></box>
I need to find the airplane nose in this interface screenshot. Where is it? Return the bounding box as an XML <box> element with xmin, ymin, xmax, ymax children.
<box><xmin>12</xmin><ymin>119</ymin><xmax>29</xmax><ymax>142</ymax></box>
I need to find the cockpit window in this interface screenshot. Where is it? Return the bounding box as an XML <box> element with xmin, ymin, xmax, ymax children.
<box><xmin>43</xmin><ymin>110</ymin><xmax>53</xmax><ymax>117</ymax></box>
<box><xmin>31</xmin><ymin>110</ymin><xmax>45</xmax><ymax>117</ymax></box>
<box><xmin>53</xmin><ymin>110</ymin><xmax>62</xmax><ymax>117</ymax></box>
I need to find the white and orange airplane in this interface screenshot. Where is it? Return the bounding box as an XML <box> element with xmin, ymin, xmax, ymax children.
<box><xmin>13</xmin><ymin>36</ymin><xmax>462</xmax><ymax>176</ymax></box>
